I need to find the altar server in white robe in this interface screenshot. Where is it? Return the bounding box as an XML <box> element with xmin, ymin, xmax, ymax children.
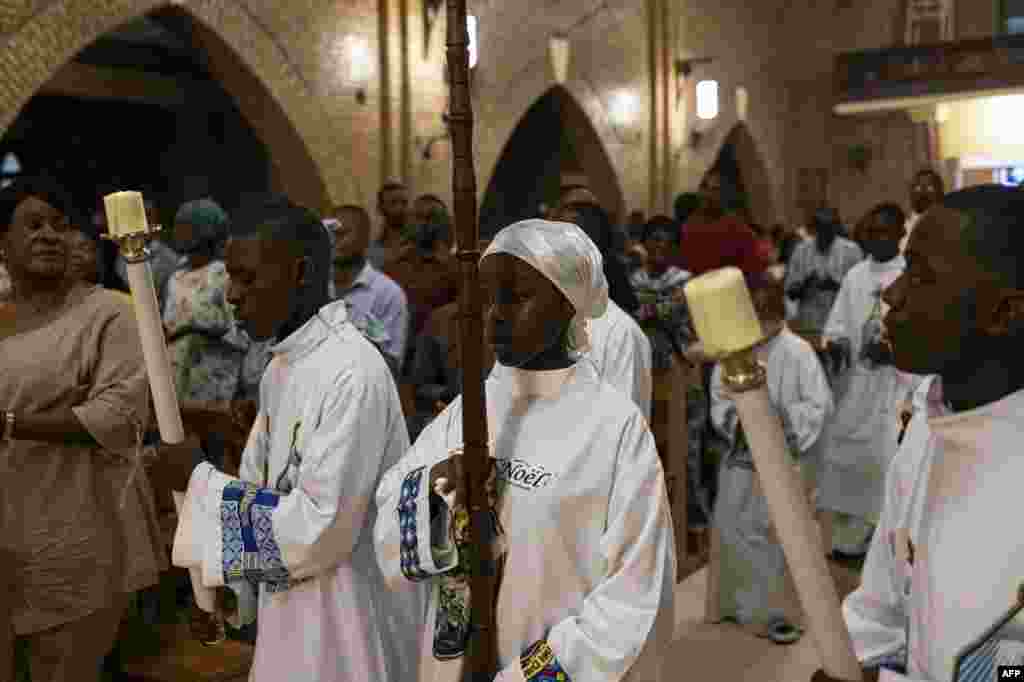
<box><xmin>709</xmin><ymin>268</ymin><xmax>833</xmax><ymax>642</ymax></box>
<box><xmin>585</xmin><ymin>298</ymin><xmax>653</xmax><ymax>419</ymax></box>
<box><xmin>812</xmin><ymin>185</ymin><xmax>1024</xmax><ymax>682</ymax></box>
<box><xmin>838</xmin><ymin>375</ymin><xmax>940</xmax><ymax>677</ymax></box>
<box><xmin>170</xmin><ymin>197</ymin><xmax>424</xmax><ymax>682</ymax></box>
<box><xmin>819</xmin><ymin>203</ymin><xmax>913</xmax><ymax>556</ymax></box>
<box><xmin>492</xmin><ymin>298</ymin><xmax>652</xmax><ymax>420</ymax></box>
<box><xmin>375</xmin><ymin>219</ymin><xmax>676</xmax><ymax>681</ymax></box>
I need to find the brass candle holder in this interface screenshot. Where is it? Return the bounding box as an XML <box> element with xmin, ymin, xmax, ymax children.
<box><xmin>102</xmin><ymin>223</ymin><xmax>164</xmax><ymax>264</ymax></box>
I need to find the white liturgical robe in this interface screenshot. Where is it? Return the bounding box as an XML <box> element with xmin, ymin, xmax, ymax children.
<box><xmin>709</xmin><ymin>327</ymin><xmax>833</xmax><ymax>625</ymax></box>
<box><xmin>842</xmin><ymin>380</ymin><xmax>1024</xmax><ymax>681</ymax></box>
<box><xmin>172</xmin><ymin>301</ymin><xmax>424</xmax><ymax>682</ymax></box>
<box><xmin>374</xmin><ymin>361</ymin><xmax>676</xmax><ymax>682</ymax></box>
<box><xmin>583</xmin><ymin>299</ymin><xmax>653</xmax><ymax>419</ymax></box>
<box><xmin>488</xmin><ymin>300</ymin><xmax>653</xmax><ymax>420</ymax></box>
<box><xmin>819</xmin><ymin>256</ymin><xmax>911</xmax><ymax>521</ymax></box>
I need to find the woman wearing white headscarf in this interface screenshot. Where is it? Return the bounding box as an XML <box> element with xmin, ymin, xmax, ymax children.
<box><xmin>374</xmin><ymin>219</ymin><xmax>676</xmax><ymax>682</ymax></box>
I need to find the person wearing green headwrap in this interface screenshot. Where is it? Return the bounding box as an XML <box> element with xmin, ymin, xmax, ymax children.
<box><xmin>173</xmin><ymin>198</ymin><xmax>229</xmax><ymax>264</ymax></box>
<box><xmin>162</xmin><ymin>198</ymin><xmax>248</xmax><ymax>467</ymax></box>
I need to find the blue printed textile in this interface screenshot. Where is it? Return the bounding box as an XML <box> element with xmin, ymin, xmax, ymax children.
<box><xmin>398</xmin><ymin>467</ymin><xmax>432</xmax><ymax>581</ymax></box>
<box><xmin>221</xmin><ymin>480</ymin><xmax>294</xmax><ymax>593</ymax></box>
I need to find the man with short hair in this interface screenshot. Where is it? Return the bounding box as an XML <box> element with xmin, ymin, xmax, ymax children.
<box><xmin>813</xmin><ymin>184</ymin><xmax>1024</xmax><ymax>681</ymax></box>
<box><xmin>785</xmin><ymin>207</ymin><xmax>864</xmax><ymax>338</ymax></box>
<box><xmin>677</xmin><ymin>170</ymin><xmax>773</xmax><ymax>277</ymax></box>
<box><xmin>818</xmin><ymin>203</ymin><xmax>909</xmax><ymax>558</ymax></box>
<box><xmin>170</xmin><ymin>196</ymin><xmax>423</xmax><ymax>682</ymax></box>
<box><xmin>368</xmin><ymin>182</ymin><xmax>411</xmax><ymax>269</ymax></box>
<box><xmin>903</xmin><ymin>169</ymin><xmax>944</xmax><ymax>253</ymax></box>
<box><xmin>329</xmin><ymin>205</ymin><xmax>410</xmax><ymax>372</ymax></box>
<box><xmin>383</xmin><ymin>194</ymin><xmax>458</xmax><ymax>354</ymax></box>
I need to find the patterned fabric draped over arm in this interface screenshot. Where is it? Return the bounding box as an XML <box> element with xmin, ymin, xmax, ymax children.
<box><xmin>373</xmin><ymin>418</ymin><xmax>461</xmax><ymax>590</ymax></box>
<box><xmin>179</xmin><ymin>367</ymin><xmax>396</xmax><ymax>595</ymax></box>
<box><xmin>498</xmin><ymin>414</ymin><xmax>675</xmax><ymax>682</ymax></box>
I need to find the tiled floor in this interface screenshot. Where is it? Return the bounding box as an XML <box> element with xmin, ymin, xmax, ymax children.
<box><xmin>668</xmin><ymin>558</ymin><xmax>862</xmax><ymax>680</ymax></box>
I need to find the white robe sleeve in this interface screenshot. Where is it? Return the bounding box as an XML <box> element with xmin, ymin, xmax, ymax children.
<box><xmin>498</xmin><ymin>412</ymin><xmax>676</xmax><ymax>682</ymax></box>
<box><xmin>841</xmin><ymin>420</ymin><xmax>916</xmax><ymax>665</ymax></box>
<box><xmin>784</xmin><ymin>243</ymin><xmax>809</xmax><ymax>291</ymax></box>
<box><xmin>373</xmin><ymin>410</ymin><xmax>461</xmax><ymax>591</ymax></box>
<box><xmin>593</xmin><ymin>317</ymin><xmax>653</xmax><ymax>421</ymax></box>
<box><xmin>823</xmin><ymin>272</ymin><xmax>854</xmax><ymax>344</ymax></box>
<box><xmin>175</xmin><ymin>368</ymin><xmax>397</xmax><ymax>594</ymax></box>
<box><xmin>781</xmin><ymin>344</ymin><xmax>833</xmax><ymax>454</ymax></box>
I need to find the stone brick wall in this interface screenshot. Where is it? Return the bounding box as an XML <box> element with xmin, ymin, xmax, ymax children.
<box><xmin>0</xmin><ymin>0</ymin><xmax>1005</xmax><ymax>229</ymax></box>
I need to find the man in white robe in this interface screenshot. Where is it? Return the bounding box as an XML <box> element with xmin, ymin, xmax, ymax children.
<box><xmin>840</xmin><ymin>376</ymin><xmax>939</xmax><ymax>673</ymax></box>
<box><xmin>375</xmin><ymin>219</ymin><xmax>676</xmax><ymax>681</ymax></box>
<box><xmin>551</xmin><ymin>188</ymin><xmax>653</xmax><ymax>418</ymax></box>
<box><xmin>819</xmin><ymin>204</ymin><xmax>912</xmax><ymax>556</ymax></box>
<box><xmin>812</xmin><ymin>185</ymin><xmax>1024</xmax><ymax>682</ymax></box>
<box><xmin>785</xmin><ymin>207</ymin><xmax>863</xmax><ymax>336</ymax></box>
<box><xmin>570</xmin><ymin>298</ymin><xmax>652</xmax><ymax>418</ymax></box>
<box><xmin>170</xmin><ymin>198</ymin><xmax>423</xmax><ymax>682</ymax></box>
<box><xmin>709</xmin><ymin>270</ymin><xmax>833</xmax><ymax>640</ymax></box>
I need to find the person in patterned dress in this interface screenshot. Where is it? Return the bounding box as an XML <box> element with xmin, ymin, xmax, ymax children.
<box><xmin>629</xmin><ymin>215</ymin><xmax>710</xmax><ymax>526</ymax></box>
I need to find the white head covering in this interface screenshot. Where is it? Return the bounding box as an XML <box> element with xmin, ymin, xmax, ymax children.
<box><xmin>482</xmin><ymin>219</ymin><xmax>609</xmax><ymax>354</ymax></box>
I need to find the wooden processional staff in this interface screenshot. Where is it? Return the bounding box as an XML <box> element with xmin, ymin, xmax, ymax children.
<box><xmin>446</xmin><ymin>0</ymin><xmax>499</xmax><ymax>679</ymax></box>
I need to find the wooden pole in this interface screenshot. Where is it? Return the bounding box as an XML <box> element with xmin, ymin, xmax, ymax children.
<box><xmin>446</xmin><ymin>1</ymin><xmax>498</xmax><ymax>679</ymax></box>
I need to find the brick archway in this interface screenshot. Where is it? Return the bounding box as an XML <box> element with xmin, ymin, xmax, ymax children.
<box><xmin>702</xmin><ymin>122</ymin><xmax>778</xmax><ymax>227</ymax></box>
<box><xmin>479</xmin><ymin>85</ymin><xmax>626</xmax><ymax>237</ymax></box>
<box><xmin>0</xmin><ymin>0</ymin><xmax>332</xmax><ymax>211</ymax></box>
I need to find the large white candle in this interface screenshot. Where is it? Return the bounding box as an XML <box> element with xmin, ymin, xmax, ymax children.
<box><xmin>103</xmin><ymin>192</ymin><xmax>184</xmax><ymax>444</ymax></box>
<box><xmin>683</xmin><ymin>267</ymin><xmax>763</xmax><ymax>357</ymax></box>
<box><xmin>103</xmin><ymin>191</ymin><xmax>149</xmax><ymax>238</ymax></box>
<box><xmin>685</xmin><ymin>266</ymin><xmax>863</xmax><ymax>682</ymax></box>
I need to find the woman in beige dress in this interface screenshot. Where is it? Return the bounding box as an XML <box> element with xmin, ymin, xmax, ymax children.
<box><xmin>0</xmin><ymin>176</ymin><xmax>164</xmax><ymax>682</ymax></box>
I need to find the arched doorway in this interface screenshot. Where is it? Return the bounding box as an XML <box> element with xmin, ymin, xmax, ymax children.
<box><xmin>479</xmin><ymin>86</ymin><xmax>624</xmax><ymax>238</ymax></box>
<box><xmin>0</xmin><ymin>1</ymin><xmax>329</xmax><ymax>212</ymax></box>
<box><xmin>701</xmin><ymin>123</ymin><xmax>776</xmax><ymax>227</ymax></box>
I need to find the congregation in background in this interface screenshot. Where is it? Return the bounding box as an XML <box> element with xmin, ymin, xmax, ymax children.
<box><xmin>0</xmin><ymin>162</ymin><xmax>979</xmax><ymax>682</ymax></box>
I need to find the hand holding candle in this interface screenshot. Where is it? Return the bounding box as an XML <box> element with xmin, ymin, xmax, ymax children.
<box><xmin>103</xmin><ymin>191</ymin><xmax>185</xmax><ymax>445</ymax></box>
<box><xmin>685</xmin><ymin>267</ymin><xmax>863</xmax><ymax>682</ymax></box>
